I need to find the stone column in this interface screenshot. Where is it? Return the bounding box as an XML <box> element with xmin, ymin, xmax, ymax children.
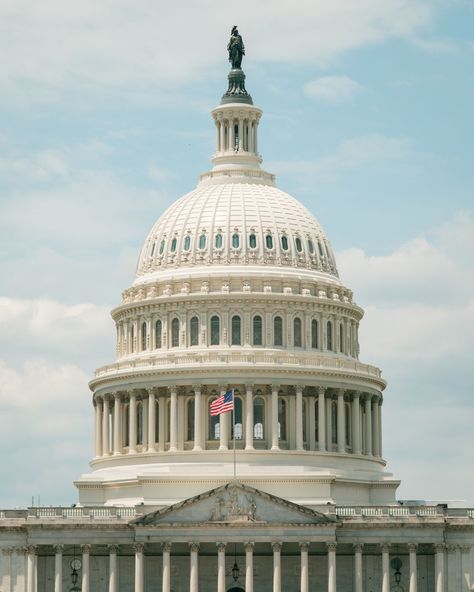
<box><xmin>245</xmin><ymin>385</ymin><xmax>254</xmax><ymax>450</ymax></box>
<box><xmin>169</xmin><ymin>386</ymin><xmax>178</xmax><ymax>452</ymax></box>
<box><xmin>326</xmin><ymin>395</ymin><xmax>333</xmax><ymax>451</ymax></box>
<box><xmin>372</xmin><ymin>395</ymin><xmax>380</xmax><ymax>456</ymax></box>
<box><xmin>1</xmin><ymin>548</ymin><xmax>12</xmax><ymax>592</ymax></box>
<box><xmin>158</xmin><ymin>395</ymin><xmax>166</xmax><ymax>452</ymax></box>
<box><xmin>102</xmin><ymin>395</ymin><xmax>110</xmax><ymax>455</ymax></box>
<box><xmin>142</xmin><ymin>397</ymin><xmax>149</xmax><ymax>449</ymax></box>
<box><xmin>54</xmin><ymin>545</ymin><xmax>63</xmax><ymax>592</ymax></box>
<box><xmin>229</xmin><ymin>119</ymin><xmax>235</xmax><ymax>151</ymax></box>
<box><xmin>337</xmin><ymin>389</ymin><xmax>345</xmax><ymax>453</ymax></box>
<box><xmin>349</xmin><ymin>543</ymin><xmax>361</xmax><ymax>592</ymax></box>
<box><xmin>300</xmin><ymin>543</ymin><xmax>309</xmax><ymax>592</ymax></box>
<box><xmin>133</xmin><ymin>543</ymin><xmax>144</xmax><ymax>592</ymax></box>
<box><xmin>408</xmin><ymin>543</ymin><xmax>417</xmax><ymax>592</ymax></box>
<box><xmin>217</xmin><ymin>543</ymin><xmax>226</xmax><ymax>592</ymax></box>
<box><xmin>219</xmin><ymin>119</ymin><xmax>225</xmax><ymax>152</ymax></box>
<box><xmin>113</xmin><ymin>393</ymin><xmax>122</xmax><ymax>455</ymax></box>
<box><xmin>219</xmin><ymin>387</ymin><xmax>229</xmax><ymax>451</ymax></box>
<box><xmin>162</xmin><ymin>543</ymin><xmax>171</xmax><ymax>592</ymax></box>
<box><xmin>193</xmin><ymin>386</ymin><xmax>203</xmax><ymax>451</ymax></box>
<box><xmin>108</xmin><ymin>545</ymin><xmax>118</xmax><ymax>592</ymax></box>
<box><xmin>435</xmin><ymin>544</ymin><xmax>445</xmax><ymax>592</ymax></box>
<box><xmin>382</xmin><ymin>544</ymin><xmax>390</xmax><ymax>592</ymax></box>
<box><xmin>318</xmin><ymin>386</ymin><xmax>326</xmax><ymax>452</ymax></box>
<box><xmin>461</xmin><ymin>545</ymin><xmax>471</xmax><ymax>592</ymax></box>
<box><xmin>129</xmin><ymin>391</ymin><xmax>137</xmax><ymax>454</ymax></box>
<box><xmin>26</xmin><ymin>546</ymin><xmax>36</xmax><ymax>592</ymax></box>
<box><xmin>378</xmin><ymin>398</ymin><xmax>383</xmax><ymax>458</ymax></box>
<box><xmin>271</xmin><ymin>385</ymin><xmax>279</xmax><ymax>451</ymax></box>
<box><xmin>94</xmin><ymin>400</ymin><xmax>103</xmax><ymax>458</ymax></box>
<box><xmin>245</xmin><ymin>542</ymin><xmax>254</xmax><ymax>592</ymax></box>
<box><xmin>296</xmin><ymin>385</ymin><xmax>304</xmax><ymax>451</ymax></box>
<box><xmin>238</xmin><ymin>118</ymin><xmax>243</xmax><ymax>151</ymax></box>
<box><xmin>327</xmin><ymin>543</ymin><xmax>337</xmax><ymax>592</ymax></box>
<box><xmin>308</xmin><ymin>394</ymin><xmax>315</xmax><ymax>450</ymax></box>
<box><xmin>364</xmin><ymin>395</ymin><xmax>372</xmax><ymax>456</ymax></box>
<box><xmin>352</xmin><ymin>392</ymin><xmax>361</xmax><ymax>455</ymax></box>
<box><xmin>272</xmin><ymin>542</ymin><xmax>282</xmax><ymax>592</ymax></box>
<box><xmin>189</xmin><ymin>543</ymin><xmax>199</xmax><ymax>592</ymax></box>
<box><xmin>81</xmin><ymin>544</ymin><xmax>91</xmax><ymax>592</ymax></box>
<box><xmin>147</xmin><ymin>389</ymin><xmax>156</xmax><ymax>452</ymax></box>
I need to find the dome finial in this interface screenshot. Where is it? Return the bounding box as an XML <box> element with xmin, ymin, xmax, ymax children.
<box><xmin>222</xmin><ymin>26</ymin><xmax>252</xmax><ymax>105</ymax></box>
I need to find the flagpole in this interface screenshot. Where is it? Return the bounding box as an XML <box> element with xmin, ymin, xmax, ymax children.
<box><xmin>232</xmin><ymin>389</ymin><xmax>236</xmax><ymax>481</ymax></box>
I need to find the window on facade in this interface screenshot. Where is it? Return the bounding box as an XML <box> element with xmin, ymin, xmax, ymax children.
<box><xmin>253</xmin><ymin>315</ymin><xmax>263</xmax><ymax>346</ymax></box>
<box><xmin>190</xmin><ymin>316</ymin><xmax>199</xmax><ymax>346</ymax></box>
<box><xmin>339</xmin><ymin>324</ymin><xmax>344</xmax><ymax>353</ymax></box>
<box><xmin>295</xmin><ymin>237</ymin><xmax>303</xmax><ymax>253</ymax></box>
<box><xmin>308</xmin><ymin>239</ymin><xmax>314</xmax><ymax>254</ymax></box>
<box><xmin>265</xmin><ymin>234</ymin><xmax>274</xmax><ymax>249</ymax></box>
<box><xmin>209</xmin><ymin>398</ymin><xmax>220</xmax><ymax>439</ymax></box>
<box><xmin>249</xmin><ymin>234</ymin><xmax>257</xmax><ymax>249</ymax></box>
<box><xmin>253</xmin><ymin>397</ymin><xmax>264</xmax><ymax>439</ymax></box>
<box><xmin>274</xmin><ymin>316</ymin><xmax>283</xmax><ymax>346</ymax></box>
<box><xmin>184</xmin><ymin>235</ymin><xmax>191</xmax><ymax>251</ymax></box>
<box><xmin>150</xmin><ymin>242</ymin><xmax>156</xmax><ymax>257</ymax></box>
<box><xmin>231</xmin><ymin>315</ymin><xmax>241</xmax><ymax>346</ymax></box>
<box><xmin>327</xmin><ymin>321</ymin><xmax>333</xmax><ymax>351</ymax></box>
<box><xmin>232</xmin><ymin>233</ymin><xmax>240</xmax><ymax>248</ymax></box>
<box><xmin>137</xmin><ymin>402</ymin><xmax>143</xmax><ymax>445</ymax></box>
<box><xmin>281</xmin><ymin>235</ymin><xmax>289</xmax><ymax>251</ymax></box>
<box><xmin>232</xmin><ymin>397</ymin><xmax>243</xmax><ymax>440</ymax></box>
<box><xmin>155</xmin><ymin>320</ymin><xmax>162</xmax><ymax>349</ymax></box>
<box><xmin>318</xmin><ymin>241</ymin><xmax>324</xmax><ymax>257</ymax></box>
<box><xmin>171</xmin><ymin>318</ymin><xmax>179</xmax><ymax>348</ymax></box>
<box><xmin>278</xmin><ymin>398</ymin><xmax>287</xmax><ymax>440</ymax></box>
<box><xmin>159</xmin><ymin>239</ymin><xmax>165</xmax><ymax>255</ymax></box>
<box><xmin>141</xmin><ymin>322</ymin><xmax>147</xmax><ymax>351</ymax></box>
<box><xmin>187</xmin><ymin>399</ymin><xmax>194</xmax><ymax>441</ymax></box>
<box><xmin>331</xmin><ymin>401</ymin><xmax>337</xmax><ymax>444</ymax></box>
<box><xmin>210</xmin><ymin>316</ymin><xmax>220</xmax><ymax>345</ymax></box>
<box><xmin>294</xmin><ymin>317</ymin><xmax>302</xmax><ymax>347</ymax></box>
<box><xmin>215</xmin><ymin>233</ymin><xmax>223</xmax><ymax>249</ymax></box>
<box><xmin>199</xmin><ymin>234</ymin><xmax>206</xmax><ymax>249</ymax></box>
<box><xmin>170</xmin><ymin>238</ymin><xmax>177</xmax><ymax>253</ymax></box>
<box><xmin>311</xmin><ymin>319</ymin><xmax>318</xmax><ymax>349</ymax></box>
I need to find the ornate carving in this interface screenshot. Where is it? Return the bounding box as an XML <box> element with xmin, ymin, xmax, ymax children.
<box><xmin>133</xmin><ymin>543</ymin><xmax>145</xmax><ymax>553</ymax></box>
<box><xmin>407</xmin><ymin>543</ymin><xmax>418</xmax><ymax>553</ymax></box>
<box><xmin>244</xmin><ymin>542</ymin><xmax>254</xmax><ymax>552</ymax></box>
<box><xmin>299</xmin><ymin>542</ymin><xmax>310</xmax><ymax>552</ymax></box>
<box><xmin>216</xmin><ymin>542</ymin><xmax>227</xmax><ymax>552</ymax></box>
<box><xmin>189</xmin><ymin>542</ymin><xmax>200</xmax><ymax>553</ymax></box>
<box><xmin>162</xmin><ymin>542</ymin><xmax>172</xmax><ymax>552</ymax></box>
<box><xmin>107</xmin><ymin>544</ymin><xmax>118</xmax><ymax>553</ymax></box>
<box><xmin>272</xmin><ymin>542</ymin><xmax>282</xmax><ymax>552</ymax></box>
<box><xmin>210</xmin><ymin>491</ymin><xmax>258</xmax><ymax>523</ymax></box>
<box><xmin>326</xmin><ymin>542</ymin><xmax>337</xmax><ymax>552</ymax></box>
<box><xmin>353</xmin><ymin>543</ymin><xmax>364</xmax><ymax>553</ymax></box>
<box><xmin>53</xmin><ymin>544</ymin><xmax>64</xmax><ymax>554</ymax></box>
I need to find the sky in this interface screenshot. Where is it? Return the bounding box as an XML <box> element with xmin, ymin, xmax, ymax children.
<box><xmin>0</xmin><ymin>0</ymin><xmax>473</xmax><ymax>507</ymax></box>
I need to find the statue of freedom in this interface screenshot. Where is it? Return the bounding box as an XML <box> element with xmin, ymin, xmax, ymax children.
<box><xmin>227</xmin><ymin>26</ymin><xmax>245</xmax><ymax>69</ymax></box>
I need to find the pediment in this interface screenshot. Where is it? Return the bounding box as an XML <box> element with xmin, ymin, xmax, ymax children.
<box><xmin>133</xmin><ymin>482</ymin><xmax>334</xmax><ymax>526</ymax></box>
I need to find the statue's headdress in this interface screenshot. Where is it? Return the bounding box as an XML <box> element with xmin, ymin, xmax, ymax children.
<box><xmin>231</xmin><ymin>25</ymin><xmax>238</xmax><ymax>34</ymax></box>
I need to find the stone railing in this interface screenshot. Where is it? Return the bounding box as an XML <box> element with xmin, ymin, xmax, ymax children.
<box><xmin>333</xmin><ymin>506</ymin><xmax>447</xmax><ymax>518</ymax></box>
<box><xmin>0</xmin><ymin>507</ymin><xmax>138</xmax><ymax>520</ymax></box>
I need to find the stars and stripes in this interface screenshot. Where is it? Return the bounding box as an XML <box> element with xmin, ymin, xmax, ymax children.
<box><xmin>210</xmin><ymin>389</ymin><xmax>234</xmax><ymax>416</ymax></box>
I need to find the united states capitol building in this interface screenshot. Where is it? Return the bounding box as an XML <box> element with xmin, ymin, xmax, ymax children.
<box><xmin>1</xmin><ymin>30</ymin><xmax>473</xmax><ymax>592</ymax></box>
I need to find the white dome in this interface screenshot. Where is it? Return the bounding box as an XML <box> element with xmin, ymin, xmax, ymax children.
<box><xmin>136</xmin><ymin>181</ymin><xmax>338</xmax><ymax>280</ymax></box>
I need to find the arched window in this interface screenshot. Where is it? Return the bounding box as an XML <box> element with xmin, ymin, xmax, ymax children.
<box><xmin>295</xmin><ymin>237</ymin><xmax>303</xmax><ymax>253</ymax></box>
<box><xmin>311</xmin><ymin>319</ymin><xmax>318</xmax><ymax>349</ymax></box>
<box><xmin>170</xmin><ymin>238</ymin><xmax>177</xmax><ymax>253</ymax></box>
<box><xmin>187</xmin><ymin>399</ymin><xmax>194</xmax><ymax>441</ymax></box>
<box><xmin>198</xmin><ymin>234</ymin><xmax>206</xmax><ymax>250</ymax></box>
<box><xmin>232</xmin><ymin>233</ymin><xmax>240</xmax><ymax>248</ymax></box>
<box><xmin>278</xmin><ymin>398</ymin><xmax>287</xmax><ymax>440</ymax></box>
<box><xmin>171</xmin><ymin>318</ymin><xmax>179</xmax><ymax>348</ymax></box>
<box><xmin>339</xmin><ymin>323</ymin><xmax>344</xmax><ymax>353</ymax></box>
<box><xmin>231</xmin><ymin>315</ymin><xmax>241</xmax><ymax>346</ymax></box>
<box><xmin>137</xmin><ymin>402</ymin><xmax>143</xmax><ymax>445</ymax></box>
<box><xmin>327</xmin><ymin>321</ymin><xmax>333</xmax><ymax>351</ymax></box>
<box><xmin>294</xmin><ymin>317</ymin><xmax>302</xmax><ymax>347</ymax></box>
<box><xmin>215</xmin><ymin>233</ymin><xmax>223</xmax><ymax>249</ymax></box>
<box><xmin>253</xmin><ymin>315</ymin><xmax>263</xmax><ymax>346</ymax></box>
<box><xmin>265</xmin><ymin>234</ymin><xmax>274</xmax><ymax>249</ymax></box>
<box><xmin>281</xmin><ymin>235</ymin><xmax>289</xmax><ymax>251</ymax></box>
<box><xmin>232</xmin><ymin>396</ymin><xmax>243</xmax><ymax>440</ymax></box>
<box><xmin>274</xmin><ymin>316</ymin><xmax>283</xmax><ymax>346</ymax></box>
<box><xmin>209</xmin><ymin>397</ymin><xmax>220</xmax><ymax>440</ymax></box>
<box><xmin>318</xmin><ymin>241</ymin><xmax>324</xmax><ymax>257</ymax></box>
<box><xmin>184</xmin><ymin>235</ymin><xmax>191</xmax><ymax>251</ymax></box>
<box><xmin>155</xmin><ymin>319</ymin><xmax>162</xmax><ymax>349</ymax></box>
<box><xmin>159</xmin><ymin>239</ymin><xmax>165</xmax><ymax>255</ymax></box>
<box><xmin>253</xmin><ymin>397</ymin><xmax>264</xmax><ymax>439</ymax></box>
<box><xmin>150</xmin><ymin>241</ymin><xmax>156</xmax><ymax>257</ymax></box>
<box><xmin>210</xmin><ymin>316</ymin><xmax>220</xmax><ymax>345</ymax></box>
<box><xmin>141</xmin><ymin>322</ymin><xmax>147</xmax><ymax>351</ymax></box>
<box><xmin>249</xmin><ymin>234</ymin><xmax>257</xmax><ymax>249</ymax></box>
<box><xmin>308</xmin><ymin>239</ymin><xmax>314</xmax><ymax>254</ymax></box>
<box><xmin>190</xmin><ymin>316</ymin><xmax>199</xmax><ymax>346</ymax></box>
<box><xmin>331</xmin><ymin>401</ymin><xmax>337</xmax><ymax>444</ymax></box>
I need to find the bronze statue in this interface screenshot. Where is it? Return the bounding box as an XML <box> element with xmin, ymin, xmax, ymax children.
<box><xmin>227</xmin><ymin>26</ymin><xmax>245</xmax><ymax>69</ymax></box>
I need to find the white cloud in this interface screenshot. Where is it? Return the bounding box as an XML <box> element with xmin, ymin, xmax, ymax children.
<box><xmin>303</xmin><ymin>75</ymin><xmax>364</xmax><ymax>103</ymax></box>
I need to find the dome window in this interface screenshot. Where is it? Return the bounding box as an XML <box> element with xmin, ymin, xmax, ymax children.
<box><xmin>295</xmin><ymin>237</ymin><xmax>303</xmax><ymax>253</ymax></box>
<box><xmin>318</xmin><ymin>241</ymin><xmax>324</xmax><ymax>257</ymax></box>
<box><xmin>253</xmin><ymin>315</ymin><xmax>263</xmax><ymax>346</ymax></box>
<box><xmin>327</xmin><ymin>320</ymin><xmax>333</xmax><ymax>351</ymax></box>
<box><xmin>215</xmin><ymin>233</ymin><xmax>223</xmax><ymax>249</ymax></box>
<box><xmin>294</xmin><ymin>317</ymin><xmax>302</xmax><ymax>347</ymax></box>
<box><xmin>159</xmin><ymin>239</ymin><xmax>165</xmax><ymax>255</ymax></box>
<box><xmin>183</xmin><ymin>235</ymin><xmax>191</xmax><ymax>251</ymax></box>
<box><xmin>265</xmin><ymin>234</ymin><xmax>274</xmax><ymax>250</ymax></box>
<box><xmin>141</xmin><ymin>322</ymin><xmax>147</xmax><ymax>351</ymax></box>
<box><xmin>274</xmin><ymin>316</ymin><xmax>283</xmax><ymax>346</ymax></box>
<box><xmin>150</xmin><ymin>242</ymin><xmax>156</xmax><ymax>257</ymax></box>
<box><xmin>155</xmin><ymin>320</ymin><xmax>162</xmax><ymax>349</ymax></box>
<box><xmin>311</xmin><ymin>319</ymin><xmax>318</xmax><ymax>349</ymax></box>
<box><xmin>249</xmin><ymin>233</ymin><xmax>257</xmax><ymax>249</ymax></box>
<box><xmin>199</xmin><ymin>234</ymin><xmax>207</xmax><ymax>250</ymax></box>
<box><xmin>171</xmin><ymin>318</ymin><xmax>180</xmax><ymax>347</ymax></box>
<box><xmin>190</xmin><ymin>316</ymin><xmax>199</xmax><ymax>346</ymax></box>
<box><xmin>308</xmin><ymin>239</ymin><xmax>314</xmax><ymax>254</ymax></box>
<box><xmin>281</xmin><ymin>235</ymin><xmax>289</xmax><ymax>251</ymax></box>
<box><xmin>231</xmin><ymin>315</ymin><xmax>242</xmax><ymax>346</ymax></box>
<box><xmin>210</xmin><ymin>315</ymin><xmax>220</xmax><ymax>345</ymax></box>
<box><xmin>170</xmin><ymin>238</ymin><xmax>177</xmax><ymax>253</ymax></box>
<box><xmin>232</xmin><ymin>233</ymin><xmax>240</xmax><ymax>249</ymax></box>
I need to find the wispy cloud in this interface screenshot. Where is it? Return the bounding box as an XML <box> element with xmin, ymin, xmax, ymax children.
<box><xmin>303</xmin><ymin>75</ymin><xmax>364</xmax><ymax>103</ymax></box>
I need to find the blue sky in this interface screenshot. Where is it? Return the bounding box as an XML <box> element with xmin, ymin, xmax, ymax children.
<box><xmin>0</xmin><ymin>0</ymin><xmax>473</xmax><ymax>507</ymax></box>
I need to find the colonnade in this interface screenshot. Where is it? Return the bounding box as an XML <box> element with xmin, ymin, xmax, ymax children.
<box><xmin>93</xmin><ymin>385</ymin><xmax>383</xmax><ymax>460</ymax></box>
<box><xmin>214</xmin><ymin>113</ymin><xmax>259</xmax><ymax>155</ymax></box>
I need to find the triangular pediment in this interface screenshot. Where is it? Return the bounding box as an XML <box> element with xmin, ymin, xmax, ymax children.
<box><xmin>133</xmin><ymin>482</ymin><xmax>334</xmax><ymax>526</ymax></box>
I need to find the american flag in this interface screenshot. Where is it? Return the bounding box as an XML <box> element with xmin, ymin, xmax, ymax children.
<box><xmin>210</xmin><ymin>390</ymin><xmax>234</xmax><ymax>416</ymax></box>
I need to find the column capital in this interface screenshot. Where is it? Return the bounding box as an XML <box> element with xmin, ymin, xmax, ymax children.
<box><xmin>245</xmin><ymin>384</ymin><xmax>254</xmax><ymax>391</ymax></box>
<box><xmin>352</xmin><ymin>390</ymin><xmax>361</xmax><ymax>399</ymax></box>
<box><xmin>299</xmin><ymin>542</ymin><xmax>310</xmax><ymax>551</ymax></box>
<box><xmin>1</xmin><ymin>547</ymin><xmax>13</xmax><ymax>556</ymax></box>
<box><xmin>146</xmin><ymin>387</ymin><xmax>156</xmax><ymax>397</ymax></box>
<box><xmin>337</xmin><ymin>388</ymin><xmax>345</xmax><ymax>397</ymax></box>
<box><xmin>15</xmin><ymin>547</ymin><xmax>26</xmax><ymax>556</ymax></box>
<box><xmin>25</xmin><ymin>545</ymin><xmax>36</xmax><ymax>555</ymax></box>
<box><xmin>216</xmin><ymin>542</ymin><xmax>227</xmax><ymax>552</ymax></box>
<box><xmin>244</xmin><ymin>541</ymin><xmax>254</xmax><ymax>552</ymax></box>
<box><xmin>318</xmin><ymin>385</ymin><xmax>326</xmax><ymax>396</ymax></box>
<box><xmin>381</xmin><ymin>543</ymin><xmax>391</xmax><ymax>553</ymax></box>
<box><xmin>271</xmin><ymin>542</ymin><xmax>282</xmax><ymax>552</ymax></box>
<box><xmin>53</xmin><ymin>544</ymin><xmax>64</xmax><ymax>553</ymax></box>
<box><xmin>192</xmin><ymin>384</ymin><xmax>202</xmax><ymax>392</ymax></box>
<box><xmin>408</xmin><ymin>543</ymin><xmax>418</xmax><ymax>553</ymax></box>
<box><xmin>326</xmin><ymin>542</ymin><xmax>337</xmax><ymax>552</ymax></box>
<box><xmin>189</xmin><ymin>542</ymin><xmax>200</xmax><ymax>552</ymax></box>
<box><xmin>460</xmin><ymin>544</ymin><xmax>471</xmax><ymax>553</ymax></box>
<box><xmin>296</xmin><ymin>384</ymin><xmax>304</xmax><ymax>394</ymax></box>
<box><xmin>271</xmin><ymin>384</ymin><xmax>279</xmax><ymax>393</ymax></box>
<box><xmin>162</xmin><ymin>542</ymin><xmax>172</xmax><ymax>552</ymax></box>
<box><xmin>107</xmin><ymin>544</ymin><xmax>118</xmax><ymax>553</ymax></box>
<box><xmin>433</xmin><ymin>543</ymin><xmax>446</xmax><ymax>552</ymax></box>
<box><xmin>132</xmin><ymin>543</ymin><xmax>145</xmax><ymax>553</ymax></box>
<box><xmin>353</xmin><ymin>543</ymin><xmax>364</xmax><ymax>553</ymax></box>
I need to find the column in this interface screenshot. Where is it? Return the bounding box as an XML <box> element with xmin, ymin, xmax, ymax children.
<box><xmin>169</xmin><ymin>386</ymin><xmax>178</xmax><ymax>452</ymax></box>
<box><xmin>113</xmin><ymin>393</ymin><xmax>122</xmax><ymax>455</ymax></box>
<box><xmin>238</xmin><ymin>118</ymin><xmax>243</xmax><ymax>151</ymax></box>
<box><xmin>245</xmin><ymin>385</ymin><xmax>254</xmax><ymax>450</ymax></box>
<box><xmin>296</xmin><ymin>386</ymin><xmax>304</xmax><ymax>451</ymax></box>
<box><xmin>102</xmin><ymin>395</ymin><xmax>110</xmax><ymax>455</ymax></box>
<box><xmin>215</xmin><ymin>121</ymin><xmax>220</xmax><ymax>152</ymax></box>
<box><xmin>382</xmin><ymin>544</ymin><xmax>390</xmax><ymax>592</ymax></box>
<box><xmin>300</xmin><ymin>543</ymin><xmax>309</xmax><ymax>592</ymax></box>
<box><xmin>81</xmin><ymin>545</ymin><xmax>90</xmax><ymax>592</ymax></box>
<box><xmin>254</xmin><ymin>120</ymin><xmax>258</xmax><ymax>154</ymax></box>
<box><xmin>364</xmin><ymin>395</ymin><xmax>372</xmax><ymax>456</ymax></box>
<box><xmin>147</xmin><ymin>389</ymin><xmax>156</xmax><ymax>452</ymax></box>
<box><xmin>372</xmin><ymin>395</ymin><xmax>380</xmax><ymax>456</ymax></box>
<box><xmin>219</xmin><ymin>119</ymin><xmax>225</xmax><ymax>153</ymax></box>
<box><xmin>158</xmin><ymin>395</ymin><xmax>166</xmax><ymax>452</ymax></box>
<box><xmin>318</xmin><ymin>386</ymin><xmax>326</xmax><ymax>452</ymax></box>
<box><xmin>108</xmin><ymin>545</ymin><xmax>118</xmax><ymax>592</ymax></box>
<box><xmin>94</xmin><ymin>400</ymin><xmax>103</xmax><ymax>458</ymax></box>
<box><xmin>326</xmin><ymin>395</ymin><xmax>333</xmax><ymax>451</ymax></box>
<box><xmin>327</xmin><ymin>543</ymin><xmax>337</xmax><ymax>592</ymax></box>
<box><xmin>337</xmin><ymin>389</ymin><xmax>345</xmax><ymax>453</ymax></box>
<box><xmin>354</xmin><ymin>544</ymin><xmax>363</xmax><ymax>592</ymax></box>
<box><xmin>217</xmin><ymin>543</ymin><xmax>226</xmax><ymax>592</ymax></box>
<box><xmin>1</xmin><ymin>548</ymin><xmax>12</xmax><ymax>592</ymax></box>
<box><xmin>308</xmin><ymin>394</ymin><xmax>316</xmax><ymax>450</ymax></box>
<box><xmin>219</xmin><ymin>387</ymin><xmax>229</xmax><ymax>451</ymax></box>
<box><xmin>352</xmin><ymin>392</ymin><xmax>361</xmax><ymax>455</ymax></box>
<box><xmin>54</xmin><ymin>545</ymin><xmax>63</xmax><ymax>592</ymax></box>
<box><xmin>162</xmin><ymin>543</ymin><xmax>171</xmax><ymax>592</ymax></box>
<box><xmin>134</xmin><ymin>543</ymin><xmax>144</xmax><ymax>592</ymax></box>
<box><xmin>271</xmin><ymin>385</ymin><xmax>279</xmax><ymax>451</ymax></box>
<box><xmin>189</xmin><ymin>543</ymin><xmax>199</xmax><ymax>592</ymax></box>
<box><xmin>142</xmin><ymin>396</ymin><xmax>149</xmax><ymax>450</ymax></box>
<box><xmin>435</xmin><ymin>544</ymin><xmax>445</xmax><ymax>592</ymax></box>
<box><xmin>272</xmin><ymin>542</ymin><xmax>282</xmax><ymax>592</ymax></box>
<box><xmin>229</xmin><ymin>119</ymin><xmax>235</xmax><ymax>151</ymax></box>
<box><xmin>378</xmin><ymin>398</ymin><xmax>383</xmax><ymax>458</ymax></box>
<box><xmin>193</xmin><ymin>386</ymin><xmax>203</xmax><ymax>451</ymax></box>
<box><xmin>245</xmin><ymin>542</ymin><xmax>254</xmax><ymax>592</ymax></box>
<box><xmin>129</xmin><ymin>391</ymin><xmax>137</xmax><ymax>454</ymax></box>
<box><xmin>461</xmin><ymin>545</ymin><xmax>471</xmax><ymax>592</ymax></box>
<box><xmin>408</xmin><ymin>544</ymin><xmax>417</xmax><ymax>592</ymax></box>
<box><xmin>26</xmin><ymin>546</ymin><xmax>36</xmax><ymax>592</ymax></box>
